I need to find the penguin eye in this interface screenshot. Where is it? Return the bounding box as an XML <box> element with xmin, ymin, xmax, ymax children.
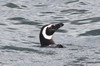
<box><xmin>51</xmin><ymin>25</ymin><xmax>55</xmax><ymax>29</ymax></box>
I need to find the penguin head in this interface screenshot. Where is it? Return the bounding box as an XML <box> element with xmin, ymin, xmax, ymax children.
<box><xmin>42</xmin><ymin>23</ymin><xmax>64</xmax><ymax>40</ymax></box>
<box><xmin>39</xmin><ymin>23</ymin><xmax>64</xmax><ymax>47</ymax></box>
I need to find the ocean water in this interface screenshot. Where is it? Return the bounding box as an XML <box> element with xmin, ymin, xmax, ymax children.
<box><xmin>0</xmin><ymin>0</ymin><xmax>100</xmax><ymax>66</ymax></box>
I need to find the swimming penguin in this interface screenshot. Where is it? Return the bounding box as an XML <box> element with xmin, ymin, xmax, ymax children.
<box><xmin>39</xmin><ymin>23</ymin><xmax>64</xmax><ymax>48</ymax></box>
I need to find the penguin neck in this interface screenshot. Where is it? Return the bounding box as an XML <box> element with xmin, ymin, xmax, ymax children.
<box><xmin>40</xmin><ymin>33</ymin><xmax>55</xmax><ymax>47</ymax></box>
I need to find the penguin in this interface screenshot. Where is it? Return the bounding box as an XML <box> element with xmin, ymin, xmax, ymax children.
<box><xmin>39</xmin><ymin>23</ymin><xmax>64</xmax><ymax>48</ymax></box>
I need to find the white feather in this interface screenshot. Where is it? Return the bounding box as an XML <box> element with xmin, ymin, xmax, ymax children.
<box><xmin>42</xmin><ymin>24</ymin><xmax>52</xmax><ymax>39</ymax></box>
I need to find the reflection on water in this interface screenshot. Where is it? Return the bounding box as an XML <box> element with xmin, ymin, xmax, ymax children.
<box><xmin>0</xmin><ymin>0</ymin><xmax>100</xmax><ymax>66</ymax></box>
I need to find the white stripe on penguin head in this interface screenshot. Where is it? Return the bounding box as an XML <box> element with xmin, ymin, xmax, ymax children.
<box><xmin>42</xmin><ymin>24</ymin><xmax>53</xmax><ymax>40</ymax></box>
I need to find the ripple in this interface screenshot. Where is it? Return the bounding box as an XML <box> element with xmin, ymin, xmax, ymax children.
<box><xmin>3</xmin><ymin>3</ymin><xmax>21</xmax><ymax>9</ymax></box>
<box><xmin>76</xmin><ymin>57</ymin><xmax>88</xmax><ymax>62</ymax></box>
<box><xmin>21</xmin><ymin>5</ymin><xmax>27</xmax><ymax>8</ymax></box>
<box><xmin>57</xmin><ymin>29</ymin><xmax>67</xmax><ymax>33</ymax></box>
<box><xmin>65</xmin><ymin>0</ymin><xmax>79</xmax><ymax>4</ymax></box>
<box><xmin>34</xmin><ymin>4</ymin><xmax>48</xmax><ymax>7</ymax></box>
<box><xmin>8</xmin><ymin>17</ymin><xmax>24</xmax><ymax>20</ymax></box>
<box><xmin>31</xmin><ymin>42</ymin><xmax>40</xmax><ymax>44</ymax></box>
<box><xmin>7</xmin><ymin>28</ymin><xmax>17</xmax><ymax>30</ymax></box>
<box><xmin>61</xmin><ymin>9</ymin><xmax>88</xmax><ymax>14</ymax></box>
<box><xmin>68</xmin><ymin>63</ymin><xmax>84</xmax><ymax>66</ymax></box>
<box><xmin>21</xmin><ymin>41</ymin><xmax>36</xmax><ymax>44</ymax></box>
<box><xmin>40</xmin><ymin>12</ymin><xmax>55</xmax><ymax>14</ymax></box>
<box><xmin>52</xmin><ymin>16</ymin><xmax>64</xmax><ymax>19</ymax></box>
<box><xmin>87</xmin><ymin>61</ymin><xmax>100</xmax><ymax>64</ymax></box>
<box><xmin>28</xmin><ymin>36</ymin><xmax>35</xmax><ymax>38</ymax></box>
<box><xmin>8</xmin><ymin>17</ymin><xmax>41</xmax><ymax>26</ymax></box>
<box><xmin>71</xmin><ymin>17</ymin><xmax>100</xmax><ymax>25</ymax></box>
<box><xmin>0</xmin><ymin>23</ymin><xmax>6</xmax><ymax>25</ymax></box>
<box><xmin>54</xmin><ymin>19</ymin><xmax>69</xmax><ymax>23</ymax></box>
<box><xmin>79</xmin><ymin>2</ymin><xmax>87</xmax><ymax>5</ymax></box>
<box><xmin>1</xmin><ymin>46</ymin><xmax>55</xmax><ymax>55</ymax></box>
<box><xmin>95</xmin><ymin>51</ymin><xmax>100</xmax><ymax>54</ymax></box>
<box><xmin>79</xmin><ymin>29</ymin><xmax>100</xmax><ymax>36</ymax></box>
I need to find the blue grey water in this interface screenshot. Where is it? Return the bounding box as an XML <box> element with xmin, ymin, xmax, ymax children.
<box><xmin>0</xmin><ymin>0</ymin><xmax>100</xmax><ymax>66</ymax></box>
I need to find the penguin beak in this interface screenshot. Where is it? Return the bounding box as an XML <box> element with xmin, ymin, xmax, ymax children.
<box><xmin>52</xmin><ymin>23</ymin><xmax>64</xmax><ymax>31</ymax></box>
<box><xmin>46</xmin><ymin>23</ymin><xmax>64</xmax><ymax>35</ymax></box>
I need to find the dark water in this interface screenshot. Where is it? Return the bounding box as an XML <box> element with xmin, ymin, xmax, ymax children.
<box><xmin>0</xmin><ymin>0</ymin><xmax>100</xmax><ymax>66</ymax></box>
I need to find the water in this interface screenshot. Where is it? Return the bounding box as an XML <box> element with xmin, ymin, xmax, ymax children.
<box><xmin>0</xmin><ymin>0</ymin><xmax>100</xmax><ymax>66</ymax></box>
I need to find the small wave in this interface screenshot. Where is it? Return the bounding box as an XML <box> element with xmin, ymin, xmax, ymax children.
<box><xmin>87</xmin><ymin>61</ymin><xmax>100</xmax><ymax>64</ymax></box>
<box><xmin>40</xmin><ymin>12</ymin><xmax>55</xmax><ymax>14</ymax></box>
<box><xmin>3</xmin><ymin>3</ymin><xmax>21</xmax><ymax>9</ymax></box>
<box><xmin>57</xmin><ymin>29</ymin><xmax>67</xmax><ymax>33</ymax></box>
<box><xmin>54</xmin><ymin>19</ymin><xmax>69</xmax><ymax>23</ymax></box>
<box><xmin>34</xmin><ymin>4</ymin><xmax>48</xmax><ymax>7</ymax></box>
<box><xmin>61</xmin><ymin>9</ymin><xmax>88</xmax><ymax>14</ymax></box>
<box><xmin>79</xmin><ymin>29</ymin><xmax>100</xmax><ymax>36</ymax></box>
<box><xmin>76</xmin><ymin>57</ymin><xmax>88</xmax><ymax>62</ymax></box>
<box><xmin>79</xmin><ymin>2</ymin><xmax>87</xmax><ymax>5</ymax></box>
<box><xmin>71</xmin><ymin>17</ymin><xmax>100</xmax><ymax>25</ymax></box>
<box><xmin>7</xmin><ymin>28</ymin><xmax>17</xmax><ymax>30</ymax></box>
<box><xmin>65</xmin><ymin>0</ymin><xmax>79</xmax><ymax>4</ymax></box>
<box><xmin>0</xmin><ymin>23</ymin><xmax>6</xmax><ymax>25</ymax></box>
<box><xmin>1</xmin><ymin>46</ymin><xmax>55</xmax><ymax>55</ymax></box>
<box><xmin>8</xmin><ymin>17</ymin><xmax>25</xmax><ymax>21</ymax></box>
<box><xmin>8</xmin><ymin>17</ymin><xmax>41</xmax><ymax>26</ymax></box>
<box><xmin>28</xmin><ymin>36</ymin><xmax>35</xmax><ymax>38</ymax></box>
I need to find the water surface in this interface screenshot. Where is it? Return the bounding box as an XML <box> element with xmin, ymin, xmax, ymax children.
<box><xmin>0</xmin><ymin>0</ymin><xmax>100</xmax><ymax>66</ymax></box>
